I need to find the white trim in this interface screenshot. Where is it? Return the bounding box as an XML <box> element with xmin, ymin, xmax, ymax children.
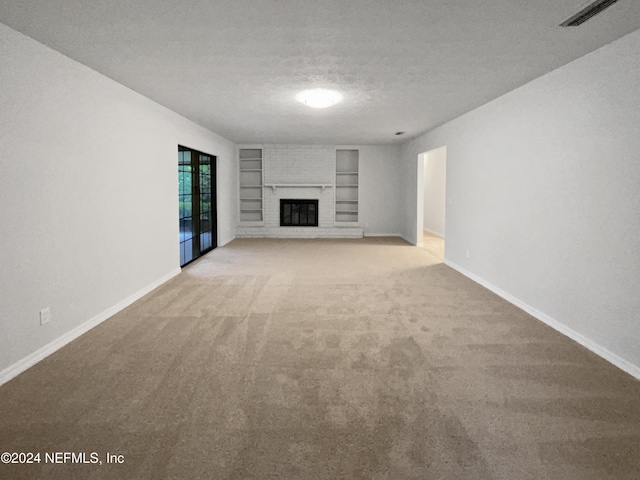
<box><xmin>444</xmin><ymin>259</ymin><xmax>640</xmax><ymax>381</ymax></box>
<box><xmin>422</xmin><ymin>228</ymin><xmax>444</xmax><ymax>239</ymax></box>
<box><xmin>0</xmin><ymin>267</ymin><xmax>182</xmax><ymax>387</ymax></box>
<box><xmin>218</xmin><ymin>234</ymin><xmax>235</xmax><ymax>247</ymax></box>
<box><xmin>400</xmin><ymin>233</ymin><xmax>415</xmax><ymax>245</ymax></box>
<box><xmin>417</xmin><ymin>152</ymin><xmax>425</xmax><ymax>246</ymax></box>
<box><xmin>364</xmin><ymin>233</ymin><xmax>403</xmax><ymax>237</ymax></box>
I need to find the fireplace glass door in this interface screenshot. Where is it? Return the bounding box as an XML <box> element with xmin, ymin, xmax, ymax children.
<box><xmin>280</xmin><ymin>199</ymin><xmax>318</xmax><ymax>227</ymax></box>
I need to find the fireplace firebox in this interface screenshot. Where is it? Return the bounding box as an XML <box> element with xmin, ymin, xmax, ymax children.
<box><xmin>280</xmin><ymin>199</ymin><xmax>318</xmax><ymax>227</ymax></box>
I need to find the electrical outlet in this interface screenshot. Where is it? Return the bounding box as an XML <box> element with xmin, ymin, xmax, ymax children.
<box><xmin>465</xmin><ymin>249</ymin><xmax>470</xmax><ymax>259</ymax></box>
<box><xmin>40</xmin><ymin>307</ymin><xmax>50</xmax><ymax>325</ymax></box>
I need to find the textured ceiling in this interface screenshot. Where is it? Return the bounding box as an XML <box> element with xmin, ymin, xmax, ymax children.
<box><xmin>1</xmin><ymin>1</ymin><xmax>639</xmax><ymax>144</ymax></box>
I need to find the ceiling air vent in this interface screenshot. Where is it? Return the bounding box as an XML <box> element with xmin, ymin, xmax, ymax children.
<box><xmin>560</xmin><ymin>0</ymin><xmax>620</xmax><ymax>27</ymax></box>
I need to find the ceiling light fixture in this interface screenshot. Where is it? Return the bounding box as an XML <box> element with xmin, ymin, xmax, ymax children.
<box><xmin>295</xmin><ymin>89</ymin><xmax>343</xmax><ymax>109</ymax></box>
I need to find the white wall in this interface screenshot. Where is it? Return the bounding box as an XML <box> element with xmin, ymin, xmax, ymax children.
<box><xmin>358</xmin><ymin>145</ymin><xmax>403</xmax><ymax>236</ymax></box>
<box><xmin>0</xmin><ymin>23</ymin><xmax>236</xmax><ymax>380</ymax></box>
<box><xmin>399</xmin><ymin>28</ymin><xmax>640</xmax><ymax>376</ymax></box>
<box><xmin>423</xmin><ymin>147</ymin><xmax>446</xmax><ymax>238</ymax></box>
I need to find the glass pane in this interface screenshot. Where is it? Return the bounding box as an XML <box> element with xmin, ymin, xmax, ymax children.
<box><xmin>179</xmin><ymin>195</ymin><xmax>190</xmax><ymax>218</ymax></box>
<box><xmin>200</xmin><ymin>213</ymin><xmax>211</xmax><ymax>233</ymax></box>
<box><xmin>199</xmin><ymin>161</ymin><xmax>210</xmax><ymax>175</ymax></box>
<box><xmin>180</xmin><ymin>196</ymin><xmax>192</xmax><ymax>217</ymax></box>
<box><xmin>283</xmin><ymin>203</ymin><xmax>291</xmax><ymax>224</ymax></box>
<box><xmin>179</xmin><ymin>150</ymin><xmax>191</xmax><ymax>165</ymax></box>
<box><xmin>180</xmin><ymin>217</ymin><xmax>193</xmax><ymax>241</ymax></box>
<box><xmin>200</xmin><ymin>174</ymin><xmax>211</xmax><ymax>193</ymax></box>
<box><xmin>309</xmin><ymin>204</ymin><xmax>316</xmax><ymax>225</ymax></box>
<box><xmin>179</xmin><ymin>168</ymin><xmax>192</xmax><ymax>195</ymax></box>
<box><xmin>200</xmin><ymin>195</ymin><xmax>211</xmax><ymax>214</ymax></box>
<box><xmin>292</xmin><ymin>204</ymin><xmax>299</xmax><ymax>225</ymax></box>
<box><xmin>183</xmin><ymin>239</ymin><xmax>193</xmax><ymax>264</ymax></box>
<box><xmin>200</xmin><ymin>232</ymin><xmax>212</xmax><ymax>251</ymax></box>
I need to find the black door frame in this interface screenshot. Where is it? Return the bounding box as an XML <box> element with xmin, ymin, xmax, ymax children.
<box><xmin>179</xmin><ymin>145</ymin><xmax>217</xmax><ymax>266</ymax></box>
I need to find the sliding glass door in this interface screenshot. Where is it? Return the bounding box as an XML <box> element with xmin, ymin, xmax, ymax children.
<box><xmin>179</xmin><ymin>146</ymin><xmax>217</xmax><ymax>266</ymax></box>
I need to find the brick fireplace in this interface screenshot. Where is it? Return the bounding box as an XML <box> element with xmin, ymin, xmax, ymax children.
<box><xmin>236</xmin><ymin>145</ymin><xmax>363</xmax><ymax>238</ymax></box>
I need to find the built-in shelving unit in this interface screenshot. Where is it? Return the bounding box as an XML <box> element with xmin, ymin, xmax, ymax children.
<box><xmin>239</xmin><ymin>148</ymin><xmax>263</xmax><ymax>222</ymax></box>
<box><xmin>335</xmin><ymin>149</ymin><xmax>359</xmax><ymax>223</ymax></box>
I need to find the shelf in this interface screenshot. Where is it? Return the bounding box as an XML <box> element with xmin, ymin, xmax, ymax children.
<box><xmin>239</xmin><ymin>148</ymin><xmax>263</xmax><ymax>222</ymax></box>
<box><xmin>240</xmin><ymin>212</ymin><xmax>263</xmax><ymax>222</ymax></box>
<box><xmin>264</xmin><ymin>183</ymin><xmax>333</xmax><ymax>193</ymax></box>
<box><xmin>335</xmin><ymin>150</ymin><xmax>358</xmax><ymax>224</ymax></box>
<box><xmin>240</xmin><ymin>159</ymin><xmax>262</xmax><ymax>170</ymax></box>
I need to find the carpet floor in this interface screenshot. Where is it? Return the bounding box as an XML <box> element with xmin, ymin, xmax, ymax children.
<box><xmin>1</xmin><ymin>237</ymin><xmax>639</xmax><ymax>479</ymax></box>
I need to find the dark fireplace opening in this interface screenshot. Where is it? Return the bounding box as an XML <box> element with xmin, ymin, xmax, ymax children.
<box><xmin>280</xmin><ymin>199</ymin><xmax>318</xmax><ymax>227</ymax></box>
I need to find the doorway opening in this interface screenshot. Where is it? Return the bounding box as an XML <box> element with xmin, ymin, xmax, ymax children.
<box><xmin>179</xmin><ymin>146</ymin><xmax>217</xmax><ymax>267</ymax></box>
<box><xmin>416</xmin><ymin>146</ymin><xmax>446</xmax><ymax>261</ymax></box>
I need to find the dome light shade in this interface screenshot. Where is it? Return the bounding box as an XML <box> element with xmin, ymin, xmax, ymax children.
<box><xmin>295</xmin><ymin>89</ymin><xmax>343</xmax><ymax>109</ymax></box>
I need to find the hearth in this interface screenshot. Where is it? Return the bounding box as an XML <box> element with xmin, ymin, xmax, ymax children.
<box><xmin>280</xmin><ymin>199</ymin><xmax>318</xmax><ymax>227</ymax></box>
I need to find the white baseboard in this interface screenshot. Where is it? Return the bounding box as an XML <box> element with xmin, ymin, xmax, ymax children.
<box><xmin>364</xmin><ymin>233</ymin><xmax>403</xmax><ymax>237</ymax></box>
<box><xmin>0</xmin><ymin>267</ymin><xmax>182</xmax><ymax>387</ymax></box>
<box><xmin>218</xmin><ymin>233</ymin><xmax>235</xmax><ymax>247</ymax></box>
<box><xmin>444</xmin><ymin>259</ymin><xmax>640</xmax><ymax>381</ymax></box>
<box><xmin>423</xmin><ymin>228</ymin><xmax>444</xmax><ymax>239</ymax></box>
